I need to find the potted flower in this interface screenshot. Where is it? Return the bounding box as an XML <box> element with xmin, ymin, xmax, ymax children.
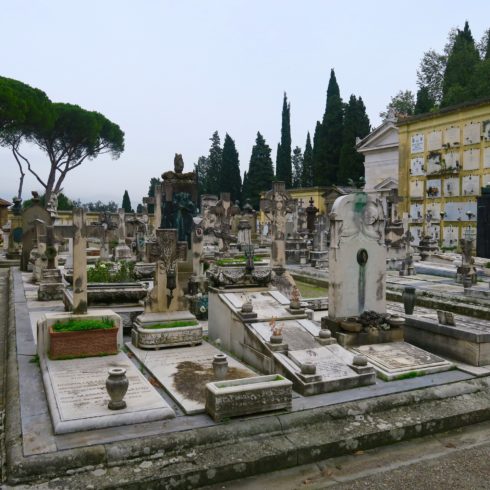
<box><xmin>49</xmin><ymin>317</ymin><xmax>118</xmax><ymax>359</ymax></box>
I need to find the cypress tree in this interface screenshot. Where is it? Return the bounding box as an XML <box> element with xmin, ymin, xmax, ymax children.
<box><xmin>291</xmin><ymin>146</ymin><xmax>303</xmax><ymax>188</ymax></box>
<box><xmin>220</xmin><ymin>133</ymin><xmax>242</xmax><ymax>203</ymax></box>
<box><xmin>414</xmin><ymin>86</ymin><xmax>435</xmax><ymax>114</ymax></box>
<box><xmin>206</xmin><ymin>131</ymin><xmax>222</xmax><ymax>196</ymax></box>
<box><xmin>243</xmin><ymin>132</ymin><xmax>274</xmax><ymax>209</ymax></box>
<box><xmin>441</xmin><ymin>21</ymin><xmax>480</xmax><ymax>107</ymax></box>
<box><xmin>311</xmin><ymin>121</ymin><xmax>324</xmax><ymax>185</ymax></box>
<box><xmin>122</xmin><ymin>190</ymin><xmax>133</xmax><ymax>213</ymax></box>
<box><xmin>301</xmin><ymin>132</ymin><xmax>314</xmax><ymax>187</ymax></box>
<box><xmin>337</xmin><ymin>96</ymin><xmax>370</xmax><ymax>185</ymax></box>
<box><xmin>194</xmin><ymin>155</ymin><xmax>210</xmax><ymax>196</ymax></box>
<box><xmin>275</xmin><ymin>92</ymin><xmax>292</xmax><ymax>187</ymax></box>
<box><xmin>146</xmin><ymin>177</ymin><xmax>161</xmax><ymax>213</ymax></box>
<box><xmin>312</xmin><ymin>69</ymin><xmax>344</xmax><ymax>186</ymax></box>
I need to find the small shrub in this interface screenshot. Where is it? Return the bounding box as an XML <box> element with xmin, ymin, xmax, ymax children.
<box><xmin>143</xmin><ymin>320</ymin><xmax>199</xmax><ymax>330</ymax></box>
<box><xmin>87</xmin><ymin>260</ymin><xmax>136</xmax><ymax>283</ymax></box>
<box><xmin>52</xmin><ymin>317</ymin><xmax>115</xmax><ymax>332</ymax></box>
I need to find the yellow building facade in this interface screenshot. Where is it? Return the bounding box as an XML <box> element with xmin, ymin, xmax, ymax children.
<box><xmin>398</xmin><ymin>99</ymin><xmax>490</xmax><ymax>249</ymax></box>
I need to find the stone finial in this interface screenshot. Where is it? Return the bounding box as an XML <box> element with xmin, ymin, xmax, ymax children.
<box><xmin>352</xmin><ymin>355</ymin><xmax>368</xmax><ymax>367</ymax></box>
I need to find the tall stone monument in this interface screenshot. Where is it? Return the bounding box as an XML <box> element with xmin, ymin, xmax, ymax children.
<box><xmin>260</xmin><ymin>182</ymin><xmax>294</xmax><ymax>271</ymax></box>
<box><xmin>328</xmin><ymin>192</ymin><xmax>386</xmax><ymax>319</ymax></box>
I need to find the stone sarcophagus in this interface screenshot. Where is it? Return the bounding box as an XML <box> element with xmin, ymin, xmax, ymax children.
<box><xmin>205</xmin><ymin>374</ymin><xmax>292</xmax><ymax>422</ymax></box>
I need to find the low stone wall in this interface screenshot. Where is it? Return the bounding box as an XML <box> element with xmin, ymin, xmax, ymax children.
<box><xmin>5</xmin><ymin>266</ymin><xmax>490</xmax><ymax>489</ymax></box>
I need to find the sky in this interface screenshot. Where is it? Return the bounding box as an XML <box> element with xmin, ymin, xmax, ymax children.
<box><xmin>1</xmin><ymin>0</ymin><xmax>489</xmax><ymax>207</ymax></box>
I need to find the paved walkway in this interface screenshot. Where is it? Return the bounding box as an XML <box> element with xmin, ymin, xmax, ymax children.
<box><xmin>0</xmin><ymin>269</ymin><xmax>9</xmax><ymax>482</ymax></box>
<box><xmin>202</xmin><ymin>420</ymin><xmax>490</xmax><ymax>490</ymax></box>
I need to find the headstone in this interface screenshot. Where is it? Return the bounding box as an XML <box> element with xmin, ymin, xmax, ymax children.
<box><xmin>328</xmin><ymin>192</ymin><xmax>386</xmax><ymax>319</ymax></box>
<box><xmin>114</xmin><ymin>208</ymin><xmax>132</xmax><ymax>260</ymax></box>
<box><xmin>20</xmin><ymin>194</ymin><xmax>52</xmax><ymax>271</ymax></box>
<box><xmin>260</xmin><ymin>182</ymin><xmax>294</xmax><ymax>270</ymax></box>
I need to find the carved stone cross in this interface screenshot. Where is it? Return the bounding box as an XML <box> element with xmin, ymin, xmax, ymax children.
<box><xmin>145</xmin><ymin>228</ymin><xmax>188</xmax><ymax>313</ymax></box>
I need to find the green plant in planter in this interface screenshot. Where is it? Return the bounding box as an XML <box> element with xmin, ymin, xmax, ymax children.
<box><xmin>52</xmin><ymin>317</ymin><xmax>115</xmax><ymax>332</ymax></box>
<box><xmin>87</xmin><ymin>260</ymin><xmax>136</xmax><ymax>283</ymax></box>
<box><xmin>143</xmin><ymin>320</ymin><xmax>199</xmax><ymax>329</ymax></box>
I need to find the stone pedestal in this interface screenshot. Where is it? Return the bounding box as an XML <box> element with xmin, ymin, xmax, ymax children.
<box><xmin>38</xmin><ymin>268</ymin><xmax>64</xmax><ymax>301</ymax></box>
<box><xmin>114</xmin><ymin>241</ymin><xmax>132</xmax><ymax>260</ymax></box>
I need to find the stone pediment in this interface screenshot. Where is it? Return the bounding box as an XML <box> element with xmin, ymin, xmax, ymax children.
<box><xmin>357</xmin><ymin>121</ymin><xmax>398</xmax><ymax>153</ymax></box>
<box><xmin>374</xmin><ymin>177</ymin><xmax>398</xmax><ymax>191</ymax></box>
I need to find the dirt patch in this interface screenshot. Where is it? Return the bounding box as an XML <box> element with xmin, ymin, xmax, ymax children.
<box><xmin>173</xmin><ymin>361</ymin><xmax>252</xmax><ymax>403</ymax></box>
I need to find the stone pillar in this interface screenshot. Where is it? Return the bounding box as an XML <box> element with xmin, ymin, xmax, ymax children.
<box><xmin>154</xmin><ymin>183</ymin><xmax>162</xmax><ymax>229</ymax></box>
<box><xmin>72</xmin><ymin>208</ymin><xmax>88</xmax><ymax>315</ymax></box>
<box><xmin>115</xmin><ymin>208</ymin><xmax>132</xmax><ymax>260</ymax></box>
<box><xmin>65</xmin><ymin>238</ymin><xmax>73</xmax><ymax>269</ymax></box>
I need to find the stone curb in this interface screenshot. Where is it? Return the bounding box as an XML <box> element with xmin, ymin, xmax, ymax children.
<box><xmin>5</xmin><ymin>267</ymin><xmax>490</xmax><ymax>488</ymax></box>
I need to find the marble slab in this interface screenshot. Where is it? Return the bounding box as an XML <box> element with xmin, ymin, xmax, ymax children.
<box><xmin>127</xmin><ymin>341</ymin><xmax>256</xmax><ymax>414</ymax></box>
<box><xmin>222</xmin><ymin>291</ymin><xmax>291</xmax><ymax>318</ymax></box>
<box><xmin>350</xmin><ymin>342</ymin><xmax>453</xmax><ymax>381</ymax></box>
<box><xmin>268</xmin><ymin>290</ymin><xmax>290</xmax><ymax>305</ymax></box>
<box><xmin>41</xmin><ymin>353</ymin><xmax>175</xmax><ymax>434</ymax></box>
<box><xmin>288</xmin><ymin>345</ymin><xmax>358</xmax><ymax>382</ymax></box>
<box><xmin>251</xmin><ymin>320</ymin><xmax>318</xmax><ymax>351</ymax></box>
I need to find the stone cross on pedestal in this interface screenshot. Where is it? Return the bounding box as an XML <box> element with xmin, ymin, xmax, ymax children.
<box><xmin>260</xmin><ymin>182</ymin><xmax>294</xmax><ymax>270</ymax></box>
<box><xmin>145</xmin><ymin>229</ymin><xmax>188</xmax><ymax>313</ymax></box>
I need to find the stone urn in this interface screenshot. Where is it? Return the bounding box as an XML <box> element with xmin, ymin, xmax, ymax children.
<box><xmin>270</xmin><ymin>333</ymin><xmax>283</xmax><ymax>344</ymax></box>
<box><xmin>106</xmin><ymin>367</ymin><xmax>129</xmax><ymax>410</ymax></box>
<box><xmin>402</xmin><ymin>287</ymin><xmax>416</xmax><ymax>315</ymax></box>
<box><xmin>212</xmin><ymin>354</ymin><xmax>229</xmax><ymax>380</ymax></box>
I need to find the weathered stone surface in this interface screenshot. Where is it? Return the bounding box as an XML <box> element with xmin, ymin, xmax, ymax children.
<box><xmin>40</xmin><ymin>353</ymin><xmax>175</xmax><ymax>434</ymax></box>
<box><xmin>127</xmin><ymin>341</ymin><xmax>255</xmax><ymax>414</ymax></box>
<box><xmin>132</xmin><ymin>311</ymin><xmax>201</xmax><ymax>349</ymax></box>
<box><xmin>328</xmin><ymin>193</ymin><xmax>386</xmax><ymax>319</ymax></box>
<box><xmin>205</xmin><ymin>375</ymin><xmax>292</xmax><ymax>422</ymax></box>
<box><xmin>351</xmin><ymin>342</ymin><xmax>453</xmax><ymax>381</ymax></box>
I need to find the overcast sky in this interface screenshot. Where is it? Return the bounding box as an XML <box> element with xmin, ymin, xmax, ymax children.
<box><xmin>1</xmin><ymin>1</ymin><xmax>489</xmax><ymax>207</ymax></box>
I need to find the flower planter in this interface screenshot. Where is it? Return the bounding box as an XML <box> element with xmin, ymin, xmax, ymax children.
<box><xmin>49</xmin><ymin>325</ymin><xmax>118</xmax><ymax>359</ymax></box>
<box><xmin>205</xmin><ymin>375</ymin><xmax>293</xmax><ymax>422</ymax></box>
